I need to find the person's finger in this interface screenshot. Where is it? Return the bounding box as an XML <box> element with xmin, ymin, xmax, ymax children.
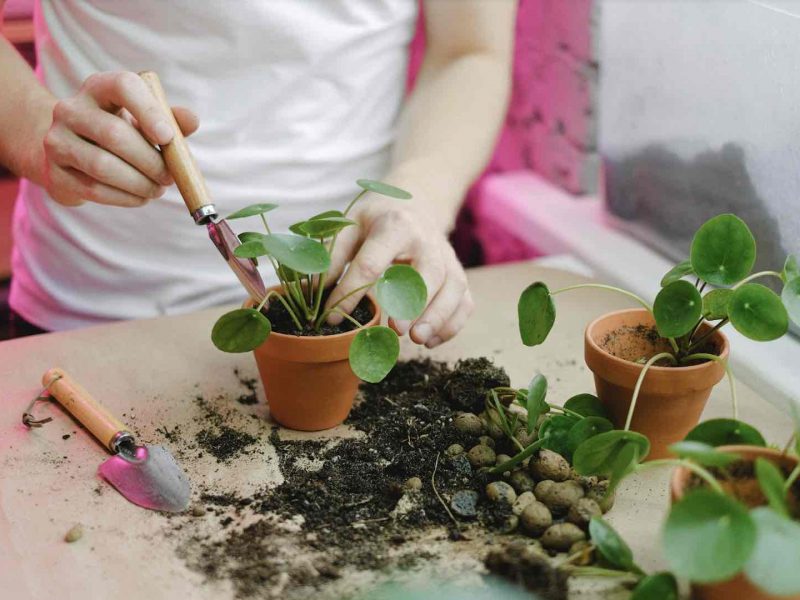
<box><xmin>48</xmin><ymin>164</ymin><xmax>154</xmax><ymax>208</ymax></box>
<box><xmin>326</xmin><ymin>225</ymin><xmax>361</xmax><ymax>286</ymax></box>
<box><xmin>410</xmin><ymin>259</ymin><xmax>469</xmax><ymax>345</ymax></box>
<box><xmin>325</xmin><ymin>229</ymin><xmax>410</xmax><ymax>324</ymax></box>
<box><xmin>47</xmin><ymin>129</ymin><xmax>165</xmax><ymax>200</ymax></box>
<box><xmin>396</xmin><ymin>244</ymin><xmax>446</xmax><ymax>335</ymax></box>
<box><xmin>425</xmin><ymin>290</ymin><xmax>474</xmax><ymax>348</ymax></box>
<box><xmin>60</xmin><ymin>102</ymin><xmax>172</xmax><ymax>186</ymax></box>
<box><xmin>172</xmin><ymin>106</ymin><xmax>200</xmax><ymax>136</ymax></box>
<box><xmin>82</xmin><ymin>71</ymin><xmax>175</xmax><ymax>145</ymax></box>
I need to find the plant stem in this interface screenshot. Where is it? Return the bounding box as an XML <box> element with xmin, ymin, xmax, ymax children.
<box><xmin>682</xmin><ymin>353</ymin><xmax>737</xmax><ymax>420</ymax></box>
<box><xmin>624</xmin><ymin>352</ymin><xmax>678</xmax><ymax>431</ymax></box>
<box><xmin>258</xmin><ymin>290</ymin><xmax>304</xmax><ymax>331</ymax></box>
<box><xmin>549</xmin><ymin>405</ymin><xmax>585</xmax><ymax>420</ymax></box>
<box><xmin>784</xmin><ymin>463</ymin><xmax>800</xmax><ymax>493</ymax></box>
<box><xmin>636</xmin><ymin>458</ymin><xmax>725</xmax><ymax>494</ymax></box>
<box><xmin>315</xmin><ymin>281</ymin><xmax>375</xmax><ymax>327</ymax></box>
<box><xmin>260</xmin><ymin>214</ymin><xmax>272</xmax><ymax>234</ymax></box>
<box><xmin>685</xmin><ymin>318</ymin><xmax>729</xmax><ymax>354</ymax></box>
<box><xmin>490</xmin><ymin>439</ymin><xmax>545</xmax><ymax>475</ymax></box>
<box><xmin>551</xmin><ymin>283</ymin><xmax>653</xmax><ymax>312</ymax></box>
<box><xmin>330</xmin><ymin>308</ymin><xmax>364</xmax><ymax>329</ymax></box>
<box><xmin>733</xmin><ymin>270</ymin><xmax>784</xmax><ymax>289</ymax></box>
<box><xmin>566</xmin><ymin>566</ymin><xmax>637</xmax><ymax>578</ymax></box>
<box><xmin>342</xmin><ymin>189</ymin><xmax>367</xmax><ymax>217</ymax></box>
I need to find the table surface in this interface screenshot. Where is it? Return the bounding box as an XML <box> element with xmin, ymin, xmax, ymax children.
<box><xmin>0</xmin><ymin>260</ymin><xmax>791</xmax><ymax>599</ymax></box>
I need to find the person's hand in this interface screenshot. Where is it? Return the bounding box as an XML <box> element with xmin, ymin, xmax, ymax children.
<box><xmin>41</xmin><ymin>71</ymin><xmax>198</xmax><ymax>207</ymax></box>
<box><xmin>324</xmin><ymin>196</ymin><xmax>474</xmax><ymax>348</ymax></box>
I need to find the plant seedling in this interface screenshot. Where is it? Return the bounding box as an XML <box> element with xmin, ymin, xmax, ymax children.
<box><xmin>518</xmin><ymin>213</ymin><xmax>800</xmax><ymax>375</ymax></box>
<box><xmin>210</xmin><ymin>180</ymin><xmax>427</xmax><ymax>383</ymax></box>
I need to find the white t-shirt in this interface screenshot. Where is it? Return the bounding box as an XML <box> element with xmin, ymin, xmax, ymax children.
<box><xmin>11</xmin><ymin>0</ymin><xmax>416</xmax><ymax>330</ymax></box>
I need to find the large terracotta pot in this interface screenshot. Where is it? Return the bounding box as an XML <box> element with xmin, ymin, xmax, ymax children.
<box><xmin>584</xmin><ymin>308</ymin><xmax>729</xmax><ymax>460</ymax></box>
<box><xmin>671</xmin><ymin>445</ymin><xmax>800</xmax><ymax>600</ymax></box>
<box><xmin>247</xmin><ymin>293</ymin><xmax>380</xmax><ymax>431</ymax></box>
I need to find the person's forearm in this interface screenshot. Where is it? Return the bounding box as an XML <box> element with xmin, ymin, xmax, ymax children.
<box><xmin>387</xmin><ymin>49</ymin><xmax>512</xmax><ymax>231</ymax></box>
<box><xmin>0</xmin><ymin>36</ymin><xmax>56</xmax><ymax>183</ymax></box>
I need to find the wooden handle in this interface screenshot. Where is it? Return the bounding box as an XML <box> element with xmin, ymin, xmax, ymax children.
<box><xmin>138</xmin><ymin>70</ymin><xmax>214</xmax><ymax>219</ymax></box>
<box><xmin>42</xmin><ymin>368</ymin><xmax>129</xmax><ymax>452</ymax></box>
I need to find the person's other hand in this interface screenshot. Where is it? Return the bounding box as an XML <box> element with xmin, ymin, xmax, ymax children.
<box><xmin>324</xmin><ymin>196</ymin><xmax>473</xmax><ymax>348</ymax></box>
<box><xmin>41</xmin><ymin>71</ymin><xmax>198</xmax><ymax>207</ymax></box>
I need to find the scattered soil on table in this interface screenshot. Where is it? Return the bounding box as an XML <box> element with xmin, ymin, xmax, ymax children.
<box><xmin>196</xmin><ymin>426</ymin><xmax>258</xmax><ymax>463</ymax></box>
<box><xmin>441</xmin><ymin>357</ymin><xmax>511</xmax><ymax>413</ymax></box>
<box><xmin>687</xmin><ymin>458</ymin><xmax>800</xmax><ymax>517</ymax></box>
<box><xmin>265</xmin><ymin>291</ymin><xmax>373</xmax><ymax>336</ymax></box>
<box><xmin>599</xmin><ymin>324</ymin><xmax>720</xmax><ymax>366</ymax></box>
<box><xmin>233</xmin><ymin>368</ymin><xmax>259</xmax><ymax>405</ymax></box>
<box><xmin>485</xmin><ymin>541</ymin><xmax>568</xmax><ymax>600</ymax></box>
<box><xmin>165</xmin><ymin>359</ymin><xmax>569</xmax><ymax>599</ymax></box>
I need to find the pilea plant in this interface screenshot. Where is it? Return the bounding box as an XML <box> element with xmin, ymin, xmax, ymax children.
<box><xmin>518</xmin><ymin>213</ymin><xmax>800</xmax><ymax>370</ymax></box>
<box><xmin>572</xmin><ymin>379</ymin><xmax>800</xmax><ymax>595</ymax></box>
<box><xmin>210</xmin><ymin>179</ymin><xmax>427</xmax><ymax>383</ymax></box>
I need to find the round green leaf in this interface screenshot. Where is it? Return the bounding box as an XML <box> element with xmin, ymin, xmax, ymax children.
<box><xmin>702</xmin><ymin>288</ymin><xmax>733</xmax><ymax>320</ymax></box>
<box><xmin>729</xmin><ymin>283</ymin><xmax>789</xmax><ymax>341</ymax></box>
<box><xmin>537</xmin><ymin>414</ymin><xmax>579</xmax><ymax>458</ymax></box>
<box><xmin>664</xmin><ymin>489</ymin><xmax>756</xmax><ymax>583</ymax></box>
<box><xmin>526</xmin><ymin>374</ymin><xmax>548</xmax><ymax>433</ymax></box>
<box><xmin>690</xmin><ymin>214</ymin><xmax>756</xmax><ymax>285</ymax></box>
<box><xmin>668</xmin><ymin>441</ymin><xmax>739</xmax><ymax>467</ymax></box>
<box><xmin>295</xmin><ymin>216</ymin><xmax>356</xmax><ymax>238</ymax></box>
<box><xmin>754</xmin><ymin>458</ymin><xmax>789</xmax><ymax>517</ymax></box>
<box><xmin>744</xmin><ymin>507</ymin><xmax>800</xmax><ymax>596</ymax></box>
<box><xmin>653</xmin><ymin>280</ymin><xmax>703</xmax><ymax>337</ymax></box>
<box><xmin>375</xmin><ymin>265</ymin><xmax>427</xmax><ymax>320</ymax></box>
<box><xmin>259</xmin><ymin>233</ymin><xmax>330</xmax><ymax>275</ymax></box>
<box><xmin>211</xmin><ymin>308</ymin><xmax>271</xmax><ymax>353</ymax></box>
<box><xmin>661</xmin><ymin>260</ymin><xmax>695</xmax><ymax>287</ymax></box>
<box><xmin>349</xmin><ymin>326</ymin><xmax>399</xmax><ymax>383</ymax></box>
<box><xmin>782</xmin><ymin>277</ymin><xmax>800</xmax><ymax>326</ymax></box>
<box><xmin>233</xmin><ymin>239</ymin><xmax>269</xmax><ymax>259</ymax></box>
<box><xmin>589</xmin><ymin>517</ymin><xmax>638</xmax><ymax>572</ymax></box>
<box><xmin>567</xmin><ymin>416</ymin><xmax>614</xmax><ymax>456</ymax></box>
<box><xmin>518</xmin><ymin>282</ymin><xmax>556</xmax><ymax>347</ymax></box>
<box><xmin>238</xmin><ymin>231</ymin><xmax>265</xmax><ymax>244</ymax></box>
<box><xmin>685</xmin><ymin>418</ymin><xmax>766</xmax><ymax>447</ymax></box>
<box><xmin>226</xmin><ymin>203</ymin><xmax>278</xmax><ymax>220</ymax></box>
<box><xmin>782</xmin><ymin>254</ymin><xmax>799</xmax><ymax>284</ymax></box>
<box><xmin>356</xmin><ymin>179</ymin><xmax>412</xmax><ymax>199</ymax></box>
<box><xmin>564</xmin><ymin>393</ymin><xmax>610</xmax><ymax>419</ymax></box>
<box><xmin>573</xmin><ymin>430</ymin><xmax>650</xmax><ymax>477</ymax></box>
<box><xmin>631</xmin><ymin>573</ymin><xmax>678</xmax><ymax>600</ymax></box>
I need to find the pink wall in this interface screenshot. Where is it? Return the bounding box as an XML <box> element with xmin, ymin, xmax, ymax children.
<box><xmin>410</xmin><ymin>0</ymin><xmax>599</xmax><ymax>265</ymax></box>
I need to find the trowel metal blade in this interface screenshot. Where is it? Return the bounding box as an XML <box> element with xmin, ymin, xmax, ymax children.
<box><xmin>98</xmin><ymin>445</ymin><xmax>191</xmax><ymax>513</ymax></box>
<box><xmin>207</xmin><ymin>219</ymin><xmax>267</xmax><ymax>302</ymax></box>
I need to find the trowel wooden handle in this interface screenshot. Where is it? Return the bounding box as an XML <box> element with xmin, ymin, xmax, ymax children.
<box><xmin>42</xmin><ymin>368</ymin><xmax>129</xmax><ymax>452</ymax></box>
<box><xmin>138</xmin><ymin>70</ymin><xmax>214</xmax><ymax>220</ymax></box>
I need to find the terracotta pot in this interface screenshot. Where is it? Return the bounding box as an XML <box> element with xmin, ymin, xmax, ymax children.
<box><xmin>671</xmin><ymin>446</ymin><xmax>800</xmax><ymax>600</ymax></box>
<box><xmin>246</xmin><ymin>292</ymin><xmax>380</xmax><ymax>431</ymax></box>
<box><xmin>584</xmin><ymin>308</ymin><xmax>729</xmax><ymax>460</ymax></box>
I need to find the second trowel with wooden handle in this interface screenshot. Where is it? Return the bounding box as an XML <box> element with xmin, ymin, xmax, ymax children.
<box><xmin>139</xmin><ymin>70</ymin><xmax>267</xmax><ymax>303</ymax></box>
<box><xmin>42</xmin><ymin>368</ymin><xmax>191</xmax><ymax>513</ymax></box>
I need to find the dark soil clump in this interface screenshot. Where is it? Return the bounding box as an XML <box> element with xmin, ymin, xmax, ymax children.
<box><xmin>265</xmin><ymin>291</ymin><xmax>373</xmax><ymax>336</ymax></box>
<box><xmin>441</xmin><ymin>357</ymin><xmax>510</xmax><ymax>412</ymax></box>
<box><xmin>233</xmin><ymin>368</ymin><xmax>259</xmax><ymax>405</ymax></box>
<box><xmin>196</xmin><ymin>426</ymin><xmax>257</xmax><ymax>463</ymax></box>
<box><xmin>171</xmin><ymin>358</ymin><xmax>563</xmax><ymax>598</ymax></box>
<box><xmin>485</xmin><ymin>541</ymin><xmax>569</xmax><ymax>600</ymax></box>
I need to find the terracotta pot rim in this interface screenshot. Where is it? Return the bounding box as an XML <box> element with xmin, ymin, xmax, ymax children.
<box><xmin>670</xmin><ymin>444</ymin><xmax>798</xmax><ymax>501</ymax></box>
<box><xmin>585</xmin><ymin>308</ymin><xmax>730</xmax><ymax>374</ymax></box>
<box><xmin>243</xmin><ymin>289</ymin><xmax>381</xmax><ymax>342</ymax></box>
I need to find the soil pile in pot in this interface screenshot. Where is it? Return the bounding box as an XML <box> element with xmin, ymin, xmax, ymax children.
<box><xmin>599</xmin><ymin>324</ymin><xmax>720</xmax><ymax>366</ymax></box>
<box><xmin>265</xmin><ymin>293</ymin><xmax>373</xmax><ymax>336</ymax></box>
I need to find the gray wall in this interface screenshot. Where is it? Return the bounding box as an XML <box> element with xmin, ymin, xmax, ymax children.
<box><xmin>600</xmin><ymin>0</ymin><xmax>799</xmax><ymax>274</ymax></box>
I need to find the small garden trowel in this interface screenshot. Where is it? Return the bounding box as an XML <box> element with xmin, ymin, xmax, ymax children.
<box><xmin>139</xmin><ymin>70</ymin><xmax>267</xmax><ymax>303</ymax></box>
<box><xmin>39</xmin><ymin>368</ymin><xmax>191</xmax><ymax>513</ymax></box>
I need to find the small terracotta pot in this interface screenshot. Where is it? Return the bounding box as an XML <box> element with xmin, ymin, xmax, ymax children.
<box><xmin>584</xmin><ymin>309</ymin><xmax>729</xmax><ymax>460</ymax></box>
<box><xmin>246</xmin><ymin>292</ymin><xmax>380</xmax><ymax>431</ymax></box>
<box><xmin>671</xmin><ymin>446</ymin><xmax>800</xmax><ymax>600</ymax></box>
